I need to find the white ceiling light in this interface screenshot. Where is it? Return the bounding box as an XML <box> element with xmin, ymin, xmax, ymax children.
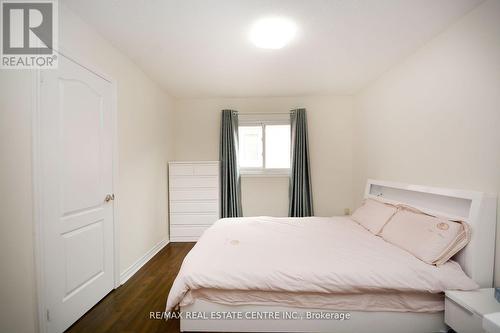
<box><xmin>249</xmin><ymin>17</ymin><xmax>297</xmax><ymax>49</ymax></box>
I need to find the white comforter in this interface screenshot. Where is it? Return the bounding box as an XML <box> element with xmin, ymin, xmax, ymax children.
<box><xmin>166</xmin><ymin>216</ymin><xmax>477</xmax><ymax>311</ymax></box>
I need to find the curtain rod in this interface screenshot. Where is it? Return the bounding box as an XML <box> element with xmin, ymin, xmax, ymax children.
<box><xmin>237</xmin><ymin>111</ymin><xmax>294</xmax><ymax>115</ymax></box>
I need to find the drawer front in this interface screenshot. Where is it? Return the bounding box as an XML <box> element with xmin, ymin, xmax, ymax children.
<box><xmin>170</xmin><ymin>201</ymin><xmax>218</xmax><ymax>213</ymax></box>
<box><xmin>445</xmin><ymin>298</ymin><xmax>483</xmax><ymax>333</ymax></box>
<box><xmin>170</xmin><ymin>188</ymin><xmax>219</xmax><ymax>201</ymax></box>
<box><xmin>194</xmin><ymin>164</ymin><xmax>219</xmax><ymax>176</ymax></box>
<box><xmin>170</xmin><ymin>225</ymin><xmax>211</xmax><ymax>238</ymax></box>
<box><xmin>169</xmin><ymin>164</ymin><xmax>194</xmax><ymax>176</ymax></box>
<box><xmin>171</xmin><ymin>214</ymin><xmax>219</xmax><ymax>225</ymax></box>
<box><xmin>170</xmin><ymin>176</ymin><xmax>218</xmax><ymax>189</ymax></box>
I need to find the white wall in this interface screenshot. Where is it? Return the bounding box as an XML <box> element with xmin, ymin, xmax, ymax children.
<box><xmin>0</xmin><ymin>4</ymin><xmax>175</xmax><ymax>332</ymax></box>
<box><xmin>173</xmin><ymin>96</ymin><xmax>354</xmax><ymax>217</ymax></box>
<box><xmin>353</xmin><ymin>0</ymin><xmax>500</xmax><ymax>285</ymax></box>
<box><xmin>0</xmin><ymin>71</ymin><xmax>38</xmax><ymax>333</ymax></box>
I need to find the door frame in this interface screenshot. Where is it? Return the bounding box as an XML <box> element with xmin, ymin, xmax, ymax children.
<box><xmin>32</xmin><ymin>48</ymin><xmax>120</xmax><ymax>333</ymax></box>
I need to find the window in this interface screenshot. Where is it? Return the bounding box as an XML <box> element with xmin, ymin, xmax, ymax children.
<box><xmin>238</xmin><ymin>120</ymin><xmax>291</xmax><ymax>175</ymax></box>
<box><xmin>238</xmin><ymin>126</ymin><xmax>263</xmax><ymax>168</ymax></box>
<box><xmin>265</xmin><ymin>125</ymin><xmax>291</xmax><ymax>169</ymax></box>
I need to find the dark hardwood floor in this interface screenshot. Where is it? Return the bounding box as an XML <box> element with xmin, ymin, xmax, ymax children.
<box><xmin>66</xmin><ymin>242</ymin><xmax>195</xmax><ymax>333</ymax></box>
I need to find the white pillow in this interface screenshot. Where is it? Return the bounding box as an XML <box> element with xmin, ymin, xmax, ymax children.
<box><xmin>351</xmin><ymin>198</ymin><xmax>398</xmax><ymax>235</ymax></box>
<box><xmin>380</xmin><ymin>208</ymin><xmax>470</xmax><ymax>265</ymax></box>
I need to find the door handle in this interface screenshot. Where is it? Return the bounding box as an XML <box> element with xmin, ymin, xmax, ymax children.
<box><xmin>104</xmin><ymin>194</ymin><xmax>115</xmax><ymax>203</ymax></box>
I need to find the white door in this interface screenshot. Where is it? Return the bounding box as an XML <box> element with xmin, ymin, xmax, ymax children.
<box><xmin>39</xmin><ymin>54</ymin><xmax>115</xmax><ymax>332</ymax></box>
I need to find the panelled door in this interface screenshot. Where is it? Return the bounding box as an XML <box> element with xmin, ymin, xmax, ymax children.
<box><xmin>39</xmin><ymin>53</ymin><xmax>115</xmax><ymax>332</ymax></box>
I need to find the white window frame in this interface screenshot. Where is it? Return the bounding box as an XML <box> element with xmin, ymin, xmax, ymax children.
<box><xmin>238</xmin><ymin>118</ymin><xmax>291</xmax><ymax>177</ymax></box>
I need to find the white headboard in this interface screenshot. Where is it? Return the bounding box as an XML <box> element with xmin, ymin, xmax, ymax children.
<box><xmin>364</xmin><ymin>179</ymin><xmax>497</xmax><ymax>287</ymax></box>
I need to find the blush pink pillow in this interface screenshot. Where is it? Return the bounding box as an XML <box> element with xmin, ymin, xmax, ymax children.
<box><xmin>380</xmin><ymin>208</ymin><xmax>470</xmax><ymax>265</ymax></box>
<box><xmin>351</xmin><ymin>199</ymin><xmax>398</xmax><ymax>235</ymax></box>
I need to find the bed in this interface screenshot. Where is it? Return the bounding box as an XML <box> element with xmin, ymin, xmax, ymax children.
<box><xmin>166</xmin><ymin>179</ymin><xmax>497</xmax><ymax>333</ymax></box>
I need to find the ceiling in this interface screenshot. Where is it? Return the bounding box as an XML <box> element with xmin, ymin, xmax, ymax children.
<box><xmin>64</xmin><ymin>0</ymin><xmax>482</xmax><ymax>98</ymax></box>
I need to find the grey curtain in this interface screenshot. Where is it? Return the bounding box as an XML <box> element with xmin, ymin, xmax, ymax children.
<box><xmin>220</xmin><ymin>110</ymin><xmax>243</xmax><ymax>218</ymax></box>
<box><xmin>289</xmin><ymin>108</ymin><xmax>314</xmax><ymax>217</ymax></box>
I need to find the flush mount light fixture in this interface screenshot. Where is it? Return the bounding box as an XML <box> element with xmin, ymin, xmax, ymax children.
<box><xmin>249</xmin><ymin>17</ymin><xmax>297</xmax><ymax>49</ymax></box>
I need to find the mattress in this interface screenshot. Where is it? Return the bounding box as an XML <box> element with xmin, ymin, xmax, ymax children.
<box><xmin>181</xmin><ymin>289</ymin><xmax>445</xmax><ymax>313</ymax></box>
<box><xmin>166</xmin><ymin>216</ymin><xmax>477</xmax><ymax>312</ymax></box>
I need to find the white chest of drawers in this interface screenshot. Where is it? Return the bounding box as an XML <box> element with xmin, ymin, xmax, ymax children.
<box><xmin>168</xmin><ymin>161</ymin><xmax>220</xmax><ymax>242</ymax></box>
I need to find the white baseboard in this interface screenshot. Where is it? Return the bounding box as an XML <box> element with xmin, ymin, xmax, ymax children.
<box><xmin>120</xmin><ymin>239</ymin><xmax>168</xmax><ymax>285</ymax></box>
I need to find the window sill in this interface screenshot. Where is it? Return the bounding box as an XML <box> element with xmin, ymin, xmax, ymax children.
<box><xmin>240</xmin><ymin>170</ymin><xmax>290</xmax><ymax>178</ymax></box>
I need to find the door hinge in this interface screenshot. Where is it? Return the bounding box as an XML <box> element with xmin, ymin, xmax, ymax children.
<box><xmin>46</xmin><ymin>309</ymin><xmax>50</xmax><ymax>322</ymax></box>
